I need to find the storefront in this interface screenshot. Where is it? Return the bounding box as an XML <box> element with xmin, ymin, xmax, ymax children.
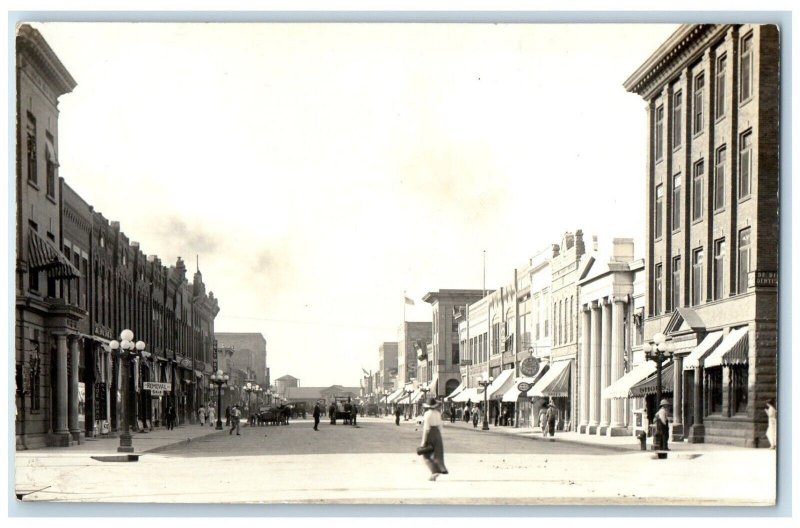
<box><xmin>528</xmin><ymin>359</ymin><xmax>572</xmax><ymax>431</ymax></box>
<box><xmin>602</xmin><ymin>360</ymin><xmax>658</xmax><ymax>436</ymax></box>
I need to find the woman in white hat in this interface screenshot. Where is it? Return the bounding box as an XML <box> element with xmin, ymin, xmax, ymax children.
<box><xmin>419</xmin><ymin>397</ymin><xmax>449</xmax><ymax>481</ymax></box>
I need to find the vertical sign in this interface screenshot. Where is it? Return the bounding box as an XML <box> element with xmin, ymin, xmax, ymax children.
<box><xmin>212</xmin><ymin>339</ymin><xmax>218</xmax><ymax>372</ymax></box>
<box><xmin>94</xmin><ymin>382</ymin><xmax>108</xmax><ymax>420</ymax></box>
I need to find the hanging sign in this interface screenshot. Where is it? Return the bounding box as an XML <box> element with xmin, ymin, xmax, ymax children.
<box><xmin>517</xmin><ymin>382</ymin><xmax>532</xmax><ymax>393</ymax></box>
<box><xmin>144</xmin><ymin>382</ymin><xmax>172</xmax><ymax>392</ymax></box>
<box><xmin>520</xmin><ymin>357</ymin><xmax>540</xmax><ymax>377</ymax></box>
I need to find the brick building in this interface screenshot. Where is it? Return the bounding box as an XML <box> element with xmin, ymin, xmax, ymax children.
<box><xmin>396</xmin><ymin>322</ymin><xmax>432</xmax><ymax>387</ymax></box>
<box><xmin>214</xmin><ymin>333</ymin><xmax>269</xmax><ymax>389</ymax></box>
<box><xmin>625</xmin><ymin>24</ymin><xmax>779</xmax><ymax>446</ymax></box>
<box><xmin>376</xmin><ymin>342</ymin><xmax>398</xmax><ymax>393</ymax></box>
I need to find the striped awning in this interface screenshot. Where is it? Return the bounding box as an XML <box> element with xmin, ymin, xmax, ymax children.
<box><xmin>602</xmin><ymin>360</ymin><xmax>658</xmax><ymax>399</ymax></box>
<box><xmin>683</xmin><ymin>331</ymin><xmax>724</xmax><ymax>370</ymax></box>
<box><xmin>28</xmin><ymin>228</ymin><xmax>80</xmax><ymax>279</ymax></box>
<box><xmin>629</xmin><ymin>361</ymin><xmax>675</xmax><ymax>397</ymax></box>
<box><xmin>529</xmin><ymin>360</ymin><xmax>572</xmax><ymax>398</ymax></box>
<box><xmin>386</xmin><ymin>387</ymin><xmax>405</xmax><ymax>404</ymax></box>
<box><xmin>704</xmin><ymin>327</ymin><xmax>749</xmax><ymax>368</ymax></box>
<box><xmin>502</xmin><ymin>376</ymin><xmax>538</xmax><ymax>402</ymax></box>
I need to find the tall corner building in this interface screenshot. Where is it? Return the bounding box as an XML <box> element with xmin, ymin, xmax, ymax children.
<box><xmin>625</xmin><ymin>24</ymin><xmax>779</xmax><ymax>446</ymax></box>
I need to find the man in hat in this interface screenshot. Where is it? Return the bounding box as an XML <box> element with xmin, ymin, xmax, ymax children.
<box><xmin>654</xmin><ymin>399</ymin><xmax>670</xmax><ymax>451</ymax></box>
<box><xmin>229</xmin><ymin>405</ymin><xmax>241</xmax><ymax>436</ymax></box>
<box><xmin>312</xmin><ymin>400</ymin><xmax>322</xmax><ymax>431</ymax></box>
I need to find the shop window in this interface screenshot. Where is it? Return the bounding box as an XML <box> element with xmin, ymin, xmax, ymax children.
<box><xmin>730</xmin><ymin>364</ymin><xmax>749</xmax><ymax>414</ymax></box>
<box><xmin>707</xmin><ymin>367</ymin><xmax>723</xmax><ymax>414</ymax></box>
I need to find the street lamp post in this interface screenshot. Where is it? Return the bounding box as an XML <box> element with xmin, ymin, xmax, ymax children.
<box><xmin>383</xmin><ymin>391</ymin><xmax>389</xmax><ymax>416</ymax></box>
<box><xmin>109</xmin><ymin>329</ymin><xmax>146</xmax><ymax>453</ymax></box>
<box><xmin>478</xmin><ymin>375</ymin><xmax>494</xmax><ymax>431</ymax></box>
<box><xmin>643</xmin><ymin>332</ymin><xmax>675</xmax><ymax>410</ymax></box>
<box><xmin>419</xmin><ymin>386</ymin><xmax>430</xmax><ymax>416</ymax></box>
<box><xmin>210</xmin><ymin>369</ymin><xmax>229</xmax><ymax>430</ymax></box>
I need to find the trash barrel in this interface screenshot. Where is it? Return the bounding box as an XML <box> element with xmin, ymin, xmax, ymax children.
<box><xmin>636</xmin><ymin>430</ymin><xmax>647</xmax><ymax>451</ymax></box>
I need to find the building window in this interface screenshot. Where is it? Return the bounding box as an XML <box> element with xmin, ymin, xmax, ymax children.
<box><xmin>45</xmin><ymin>143</ymin><xmax>56</xmax><ymax>198</ymax></box>
<box><xmin>738</xmin><ymin>227</ymin><xmax>751</xmax><ymax>294</ymax></box>
<box><xmin>694</xmin><ymin>73</ymin><xmax>705</xmax><ymax>134</ymax></box>
<box><xmin>672</xmin><ymin>90</ymin><xmax>682</xmax><ymax>147</ymax></box>
<box><xmin>707</xmin><ymin>367</ymin><xmax>723</xmax><ymax>414</ymax></box>
<box><xmin>692</xmin><ymin>248</ymin><xmax>704</xmax><ymax>306</ymax></box>
<box><xmin>451</xmin><ymin>343</ymin><xmax>459</xmax><ymax>365</ymax></box>
<box><xmin>26</xmin><ymin>113</ymin><xmax>37</xmax><ymax>185</ymax></box>
<box><xmin>654</xmin><ymin>184</ymin><xmax>664</xmax><ymax>238</ymax></box>
<box><xmin>655</xmin><ymin>105</ymin><xmax>664</xmax><ymax>160</ymax></box>
<box><xmin>730</xmin><ymin>364</ymin><xmax>749</xmax><ymax>414</ymax></box>
<box><xmin>672</xmin><ymin>173</ymin><xmax>682</xmax><ymax>231</ymax></box>
<box><xmin>713</xmin><ymin>239</ymin><xmax>726</xmax><ymax>301</ymax></box>
<box><xmin>739</xmin><ymin>130</ymin><xmax>753</xmax><ymax>199</ymax></box>
<box><xmin>654</xmin><ymin>263</ymin><xmax>663</xmax><ymax>315</ymax></box>
<box><xmin>692</xmin><ymin>160</ymin><xmax>704</xmax><ymax>222</ymax></box>
<box><xmin>714</xmin><ymin>147</ymin><xmax>726</xmax><ymax>211</ymax></box>
<box><xmin>671</xmin><ymin>257</ymin><xmax>681</xmax><ymax>310</ymax></box>
<box><xmin>740</xmin><ymin>33</ymin><xmax>753</xmax><ymax>102</ymax></box>
<box><xmin>715</xmin><ymin>54</ymin><xmax>727</xmax><ymax>119</ymax></box>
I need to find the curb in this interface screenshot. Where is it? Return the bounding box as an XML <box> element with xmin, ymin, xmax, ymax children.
<box><xmin>143</xmin><ymin>429</ymin><xmax>226</xmax><ymax>454</ymax></box>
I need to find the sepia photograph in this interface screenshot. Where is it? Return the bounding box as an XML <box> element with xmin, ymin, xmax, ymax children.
<box><xmin>9</xmin><ymin>14</ymin><xmax>784</xmax><ymax>509</ymax></box>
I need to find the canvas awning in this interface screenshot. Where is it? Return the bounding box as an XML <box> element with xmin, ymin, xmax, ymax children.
<box><xmin>486</xmin><ymin>369</ymin><xmax>516</xmax><ymax>399</ymax></box>
<box><xmin>445</xmin><ymin>381</ymin><xmax>466</xmax><ymax>401</ymax></box>
<box><xmin>410</xmin><ymin>389</ymin><xmax>424</xmax><ymax>404</ymax></box>
<box><xmin>385</xmin><ymin>388</ymin><xmax>405</xmax><ymax>403</ymax></box>
<box><xmin>683</xmin><ymin>331</ymin><xmax>724</xmax><ymax>370</ymax></box>
<box><xmin>502</xmin><ymin>376</ymin><xmax>538</xmax><ymax>402</ymax></box>
<box><xmin>452</xmin><ymin>387</ymin><xmax>480</xmax><ymax>403</ymax></box>
<box><xmin>529</xmin><ymin>360</ymin><xmax>572</xmax><ymax>398</ymax></box>
<box><xmin>602</xmin><ymin>360</ymin><xmax>658</xmax><ymax>399</ymax></box>
<box><xmin>704</xmin><ymin>327</ymin><xmax>749</xmax><ymax>368</ymax></box>
<box><xmin>630</xmin><ymin>361</ymin><xmax>675</xmax><ymax>397</ymax></box>
<box><xmin>28</xmin><ymin>228</ymin><xmax>80</xmax><ymax>279</ymax></box>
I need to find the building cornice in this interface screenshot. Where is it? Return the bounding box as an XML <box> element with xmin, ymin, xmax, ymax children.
<box><xmin>624</xmin><ymin>24</ymin><xmax>730</xmax><ymax>99</ymax></box>
<box><xmin>16</xmin><ymin>24</ymin><xmax>77</xmax><ymax>97</ymax></box>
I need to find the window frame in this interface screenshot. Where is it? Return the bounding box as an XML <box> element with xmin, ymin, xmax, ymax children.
<box><xmin>713</xmin><ymin>238</ymin><xmax>726</xmax><ymax>301</ymax></box>
<box><xmin>693</xmin><ymin>72</ymin><xmax>705</xmax><ymax>134</ymax></box>
<box><xmin>655</xmin><ymin>184</ymin><xmax>664</xmax><ymax>238</ymax></box>
<box><xmin>655</xmin><ymin>105</ymin><xmax>664</xmax><ymax>161</ymax></box>
<box><xmin>739</xmin><ymin>130</ymin><xmax>753</xmax><ymax>200</ymax></box>
<box><xmin>671</xmin><ymin>256</ymin><xmax>681</xmax><ymax>310</ymax></box>
<box><xmin>738</xmin><ymin>227</ymin><xmax>751</xmax><ymax>294</ymax></box>
<box><xmin>672</xmin><ymin>90</ymin><xmax>683</xmax><ymax>148</ymax></box>
<box><xmin>714</xmin><ymin>146</ymin><xmax>727</xmax><ymax>212</ymax></box>
<box><xmin>740</xmin><ymin>33</ymin><xmax>754</xmax><ymax>103</ymax></box>
<box><xmin>654</xmin><ymin>263</ymin><xmax>663</xmax><ymax>315</ymax></box>
<box><xmin>692</xmin><ymin>247</ymin><xmax>704</xmax><ymax>306</ymax></box>
<box><xmin>692</xmin><ymin>160</ymin><xmax>705</xmax><ymax>222</ymax></box>
<box><xmin>715</xmin><ymin>54</ymin><xmax>727</xmax><ymax>120</ymax></box>
<box><xmin>672</xmin><ymin>173</ymin><xmax>682</xmax><ymax>231</ymax></box>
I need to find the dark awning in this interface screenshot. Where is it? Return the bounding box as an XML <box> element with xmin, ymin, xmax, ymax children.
<box><xmin>28</xmin><ymin>228</ymin><xmax>80</xmax><ymax>279</ymax></box>
<box><xmin>630</xmin><ymin>361</ymin><xmax>675</xmax><ymax>397</ymax></box>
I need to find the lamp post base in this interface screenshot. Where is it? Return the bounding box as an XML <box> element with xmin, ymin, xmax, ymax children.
<box><xmin>215</xmin><ymin>421</ymin><xmax>223</xmax><ymax>430</ymax></box>
<box><xmin>482</xmin><ymin>420</ymin><xmax>489</xmax><ymax>431</ymax></box>
<box><xmin>117</xmin><ymin>432</ymin><xmax>134</xmax><ymax>453</ymax></box>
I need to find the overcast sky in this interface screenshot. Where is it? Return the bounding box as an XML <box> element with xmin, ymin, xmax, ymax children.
<box><xmin>32</xmin><ymin>22</ymin><xmax>678</xmax><ymax>387</ymax></box>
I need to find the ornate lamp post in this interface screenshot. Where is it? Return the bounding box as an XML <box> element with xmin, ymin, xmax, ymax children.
<box><xmin>478</xmin><ymin>375</ymin><xmax>494</xmax><ymax>431</ymax></box>
<box><xmin>210</xmin><ymin>369</ymin><xmax>228</xmax><ymax>430</ymax></box>
<box><xmin>403</xmin><ymin>387</ymin><xmax>414</xmax><ymax>421</ymax></box>
<box><xmin>383</xmin><ymin>391</ymin><xmax>390</xmax><ymax>416</ymax></box>
<box><xmin>418</xmin><ymin>386</ymin><xmax>430</xmax><ymax>416</ymax></box>
<box><xmin>109</xmin><ymin>329</ymin><xmax>146</xmax><ymax>453</ymax></box>
<box><xmin>643</xmin><ymin>332</ymin><xmax>675</xmax><ymax>409</ymax></box>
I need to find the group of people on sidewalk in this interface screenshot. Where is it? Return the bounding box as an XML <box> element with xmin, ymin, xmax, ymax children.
<box><xmin>196</xmin><ymin>405</ymin><xmax>217</xmax><ymax>427</ymax></box>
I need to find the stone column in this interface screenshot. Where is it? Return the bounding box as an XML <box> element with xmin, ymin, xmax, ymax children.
<box><xmin>53</xmin><ymin>334</ymin><xmax>70</xmax><ymax>446</ymax></box>
<box><xmin>598</xmin><ymin>299</ymin><xmax>612</xmax><ymax>434</ymax></box>
<box><xmin>579</xmin><ymin>306</ymin><xmax>591</xmax><ymax>433</ymax></box>
<box><xmin>608</xmin><ymin>295</ymin><xmax>628</xmax><ymax>435</ymax></box>
<box><xmin>588</xmin><ymin>301</ymin><xmax>602</xmax><ymax>434</ymax></box>
<box><xmin>672</xmin><ymin>355</ymin><xmax>684</xmax><ymax>441</ymax></box>
<box><xmin>688</xmin><ymin>362</ymin><xmax>705</xmax><ymax>443</ymax></box>
<box><xmin>68</xmin><ymin>335</ymin><xmax>81</xmax><ymax>442</ymax></box>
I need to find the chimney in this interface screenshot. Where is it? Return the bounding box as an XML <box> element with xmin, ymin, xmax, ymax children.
<box><xmin>575</xmin><ymin>229</ymin><xmax>586</xmax><ymax>256</ymax></box>
<box><xmin>611</xmin><ymin>238</ymin><xmax>635</xmax><ymax>263</ymax></box>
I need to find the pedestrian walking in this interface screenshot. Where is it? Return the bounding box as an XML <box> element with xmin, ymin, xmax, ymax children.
<box><xmin>329</xmin><ymin>402</ymin><xmax>337</xmax><ymax>425</ymax></box>
<box><xmin>538</xmin><ymin>405</ymin><xmax>549</xmax><ymax>437</ymax></box>
<box><xmin>418</xmin><ymin>397</ymin><xmax>449</xmax><ymax>481</ymax></box>
<box><xmin>765</xmin><ymin>398</ymin><xmax>777</xmax><ymax>449</ymax></box>
<box><xmin>229</xmin><ymin>405</ymin><xmax>241</xmax><ymax>435</ymax></box>
<box><xmin>208</xmin><ymin>406</ymin><xmax>216</xmax><ymax>427</ymax></box>
<box><xmin>472</xmin><ymin>406</ymin><xmax>480</xmax><ymax>428</ymax></box>
<box><xmin>351</xmin><ymin>403</ymin><xmax>358</xmax><ymax>426</ymax></box>
<box><xmin>225</xmin><ymin>406</ymin><xmax>231</xmax><ymax>426</ymax></box>
<box><xmin>546</xmin><ymin>402</ymin><xmax>558</xmax><ymax>437</ymax></box>
<box><xmin>449</xmin><ymin>404</ymin><xmax>456</xmax><ymax>423</ymax></box>
<box><xmin>198</xmin><ymin>406</ymin><xmax>206</xmax><ymax>426</ymax></box>
<box><xmin>463</xmin><ymin>403</ymin><xmax>470</xmax><ymax>423</ymax></box>
<box><xmin>395</xmin><ymin>405</ymin><xmax>402</xmax><ymax>426</ymax></box>
<box><xmin>165</xmin><ymin>403</ymin><xmax>175</xmax><ymax>430</ymax></box>
<box><xmin>654</xmin><ymin>399</ymin><xmax>670</xmax><ymax>451</ymax></box>
<box><xmin>313</xmin><ymin>401</ymin><xmax>321</xmax><ymax>431</ymax></box>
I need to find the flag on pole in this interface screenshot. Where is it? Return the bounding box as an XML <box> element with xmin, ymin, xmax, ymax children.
<box><xmin>405</xmin><ymin>296</ymin><xmax>415</xmax><ymax>306</ymax></box>
<box><xmin>362</xmin><ymin>368</ymin><xmax>370</xmax><ymax>376</ymax></box>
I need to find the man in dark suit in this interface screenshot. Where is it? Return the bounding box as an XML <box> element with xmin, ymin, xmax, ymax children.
<box><xmin>313</xmin><ymin>401</ymin><xmax>321</xmax><ymax>431</ymax></box>
<box><xmin>395</xmin><ymin>405</ymin><xmax>402</xmax><ymax>426</ymax></box>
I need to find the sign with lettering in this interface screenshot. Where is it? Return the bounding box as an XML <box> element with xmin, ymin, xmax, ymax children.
<box><xmin>754</xmin><ymin>271</ymin><xmax>778</xmax><ymax>287</ymax></box>
<box><xmin>94</xmin><ymin>382</ymin><xmax>107</xmax><ymax>420</ymax></box>
<box><xmin>520</xmin><ymin>357</ymin><xmax>541</xmax><ymax>377</ymax></box>
<box><xmin>144</xmin><ymin>382</ymin><xmax>172</xmax><ymax>391</ymax></box>
<box><xmin>517</xmin><ymin>382</ymin><xmax>532</xmax><ymax>393</ymax></box>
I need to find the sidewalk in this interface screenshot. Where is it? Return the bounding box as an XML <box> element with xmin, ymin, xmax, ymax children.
<box><xmin>385</xmin><ymin>415</ymin><xmax>744</xmax><ymax>453</ymax></box>
<box><xmin>17</xmin><ymin>423</ymin><xmax>228</xmax><ymax>456</ymax></box>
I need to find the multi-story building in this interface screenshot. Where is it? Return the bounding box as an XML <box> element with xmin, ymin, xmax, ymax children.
<box><xmin>625</xmin><ymin>24</ymin><xmax>779</xmax><ymax>446</ymax></box>
<box><xmin>15</xmin><ymin>25</ymin><xmax>222</xmax><ymax>449</ymax></box>
<box><xmin>274</xmin><ymin>374</ymin><xmax>299</xmax><ymax>397</ymax></box>
<box><xmin>421</xmin><ymin>290</ymin><xmax>485</xmax><ymax>398</ymax></box>
<box><xmin>377</xmin><ymin>342</ymin><xmax>398</xmax><ymax>393</ymax></box>
<box><xmin>214</xmin><ymin>333</ymin><xmax>268</xmax><ymax>389</ymax></box>
<box><xmin>396</xmin><ymin>322</ymin><xmax>432</xmax><ymax>387</ymax></box>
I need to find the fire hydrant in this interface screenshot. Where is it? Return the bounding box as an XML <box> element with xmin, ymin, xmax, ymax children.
<box><xmin>636</xmin><ymin>430</ymin><xmax>647</xmax><ymax>451</ymax></box>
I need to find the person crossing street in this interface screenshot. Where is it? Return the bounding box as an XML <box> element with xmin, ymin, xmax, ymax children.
<box><xmin>229</xmin><ymin>405</ymin><xmax>241</xmax><ymax>435</ymax></box>
<box><xmin>313</xmin><ymin>401</ymin><xmax>321</xmax><ymax>431</ymax></box>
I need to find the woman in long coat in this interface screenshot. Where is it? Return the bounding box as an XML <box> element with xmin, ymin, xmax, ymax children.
<box><xmin>765</xmin><ymin>398</ymin><xmax>777</xmax><ymax>449</ymax></box>
<box><xmin>419</xmin><ymin>397</ymin><xmax>449</xmax><ymax>481</ymax></box>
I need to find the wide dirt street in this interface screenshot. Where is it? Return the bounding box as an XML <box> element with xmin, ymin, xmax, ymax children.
<box><xmin>15</xmin><ymin>417</ymin><xmax>776</xmax><ymax>505</ymax></box>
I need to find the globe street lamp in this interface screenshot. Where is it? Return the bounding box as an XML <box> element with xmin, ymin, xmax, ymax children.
<box><xmin>478</xmin><ymin>375</ymin><xmax>494</xmax><ymax>431</ymax></box>
<box><xmin>403</xmin><ymin>387</ymin><xmax>414</xmax><ymax>421</ymax></box>
<box><xmin>418</xmin><ymin>386</ymin><xmax>430</xmax><ymax>417</ymax></box>
<box><xmin>109</xmin><ymin>329</ymin><xmax>146</xmax><ymax>453</ymax></box>
<box><xmin>210</xmin><ymin>369</ymin><xmax>229</xmax><ymax>430</ymax></box>
<box><xmin>643</xmin><ymin>332</ymin><xmax>675</xmax><ymax>409</ymax></box>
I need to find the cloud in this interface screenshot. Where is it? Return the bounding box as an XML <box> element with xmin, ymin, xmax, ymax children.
<box><xmin>155</xmin><ymin>215</ymin><xmax>221</xmax><ymax>255</ymax></box>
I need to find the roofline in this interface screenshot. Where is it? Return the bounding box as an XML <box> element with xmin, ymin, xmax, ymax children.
<box><xmin>17</xmin><ymin>24</ymin><xmax>77</xmax><ymax>96</ymax></box>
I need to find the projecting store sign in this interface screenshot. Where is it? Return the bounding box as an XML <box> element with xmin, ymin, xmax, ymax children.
<box><xmin>520</xmin><ymin>357</ymin><xmax>540</xmax><ymax>377</ymax></box>
<box><xmin>517</xmin><ymin>382</ymin><xmax>532</xmax><ymax>393</ymax></box>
